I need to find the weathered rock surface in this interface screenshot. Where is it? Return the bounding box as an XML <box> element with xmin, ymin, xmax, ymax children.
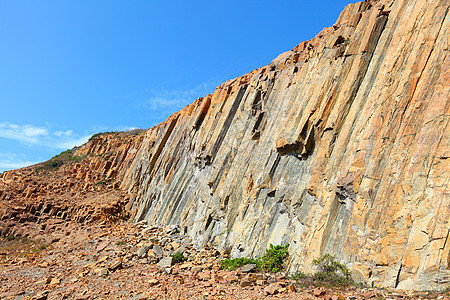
<box><xmin>117</xmin><ymin>0</ymin><xmax>449</xmax><ymax>291</ymax></box>
<box><xmin>0</xmin><ymin>0</ymin><xmax>448</xmax><ymax>292</ymax></box>
<box><xmin>0</xmin><ymin>131</ymin><xmax>143</xmax><ymax>239</ymax></box>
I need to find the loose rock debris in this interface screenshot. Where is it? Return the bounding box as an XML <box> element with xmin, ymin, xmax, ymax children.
<box><xmin>1</xmin><ymin>218</ymin><xmax>448</xmax><ymax>300</ymax></box>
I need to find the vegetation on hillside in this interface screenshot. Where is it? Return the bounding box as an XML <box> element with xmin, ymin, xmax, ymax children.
<box><xmin>89</xmin><ymin>129</ymin><xmax>145</xmax><ymax>141</ymax></box>
<box><xmin>35</xmin><ymin>147</ymin><xmax>85</xmax><ymax>171</ymax></box>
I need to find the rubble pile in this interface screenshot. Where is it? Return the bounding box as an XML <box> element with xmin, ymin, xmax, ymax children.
<box><xmin>2</xmin><ymin>218</ymin><xmax>446</xmax><ymax>299</ymax></box>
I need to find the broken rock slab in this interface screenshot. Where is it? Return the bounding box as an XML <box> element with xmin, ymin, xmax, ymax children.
<box><xmin>158</xmin><ymin>256</ymin><xmax>174</xmax><ymax>268</ymax></box>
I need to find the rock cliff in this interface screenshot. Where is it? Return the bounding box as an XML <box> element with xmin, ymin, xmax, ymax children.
<box><xmin>0</xmin><ymin>131</ymin><xmax>144</xmax><ymax>233</ymax></box>
<box><xmin>117</xmin><ymin>0</ymin><xmax>449</xmax><ymax>290</ymax></box>
<box><xmin>1</xmin><ymin>0</ymin><xmax>448</xmax><ymax>292</ymax></box>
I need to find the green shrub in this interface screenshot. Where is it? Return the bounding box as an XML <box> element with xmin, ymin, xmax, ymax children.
<box><xmin>259</xmin><ymin>243</ymin><xmax>289</xmax><ymax>273</ymax></box>
<box><xmin>116</xmin><ymin>241</ymin><xmax>126</xmax><ymax>246</ymax></box>
<box><xmin>291</xmin><ymin>271</ymin><xmax>308</xmax><ymax>280</ymax></box>
<box><xmin>31</xmin><ymin>244</ymin><xmax>48</xmax><ymax>253</ymax></box>
<box><xmin>51</xmin><ymin>148</ymin><xmax>81</xmax><ymax>160</ymax></box>
<box><xmin>220</xmin><ymin>257</ymin><xmax>259</xmax><ymax>271</ymax></box>
<box><xmin>46</xmin><ymin>160</ymin><xmax>63</xmax><ymax>168</ymax></box>
<box><xmin>220</xmin><ymin>244</ymin><xmax>289</xmax><ymax>273</ymax></box>
<box><xmin>312</xmin><ymin>254</ymin><xmax>353</xmax><ymax>287</ymax></box>
<box><xmin>36</xmin><ymin>147</ymin><xmax>84</xmax><ymax>171</ymax></box>
<box><xmin>89</xmin><ymin>129</ymin><xmax>144</xmax><ymax>142</ymax></box>
<box><xmin>89</xmin><ymin>132</ymin><xmax>116</xmax><ymax>141</ymax></box>
<box><xmin>6</xmin><ymin>235</ymin><xmax>15</xmax><ymax>241</ymax></box>
<box><xmin>171</xmin><ymin>251</ymin><xmax>187</xmax><ymax>263</ymax></box>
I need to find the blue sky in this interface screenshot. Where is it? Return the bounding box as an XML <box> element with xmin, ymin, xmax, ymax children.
<box><xmin>0</xmin><ymin>0</ymin><xmax>353</xmax><ymax>172</ymax></box>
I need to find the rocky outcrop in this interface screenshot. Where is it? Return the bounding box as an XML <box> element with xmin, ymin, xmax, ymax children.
<box><xmin>118</xmin><ymin>0</ymin><xmax>449</xmax><ymax>291</ymax></box>
<box><xmin>0</xmin><ymin>131</ymin><xmax>144</xmax><ymax>237</ymax></box>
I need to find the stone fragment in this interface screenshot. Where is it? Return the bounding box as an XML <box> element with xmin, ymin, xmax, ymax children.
<box><xmin>170</xmin><ymin>240</ymin><xmax>179</xmax><ymax>250</ymax></box>
<box><xmin>166</xmin><ymin>225</ymin><xmax>179</xmax><ymax>235</ymax></box>
<box><xmin>96</xmin><ymin>240</ymin><xmax>109</xmax><ymax>252</ymax></box>
<box><xmin>109</xmin><ymin>260</ymin><xmax>122</xmax><ymax>271</ymax></box>
<box><xmin>152</xmin><ymin>244</ymin><xmax>164</xmax><ymax>258</ymax></box>
<box><xmin>148</xmin><ymin>278</ymin><xmax>159</xmax><ymax>286</ymax></box>
<box><xmin>256</xmin><ymin>279</ymin><xmax>266</xmax><ymax>285</ymax></box>
<box><xmin>224</xmin><ymin>271</ymin><xmax>239</xmax><ymax>283</ymax></box>
<box><xmin>239</xmin><ymin>263</ymin><xmax>257</xmax><ymax>273</ymax></box>
<box><xmin>32</xmin><ymin>291</ymin><xmax>49</xmax><ymax>300</ymax></box>
<box><xmin>97</xmin><ymin>255</ymin><xmax>108</xmax><ymax>263</ymax></box>
<box><xmin>137</xmin><ymin>244</ymin><xmax>151</xmax><ymax>258</ymax></box>
<box><xmin>94</xmin><ymin>268</ymin><xmax>108</xmax><ymax>276</ymax></box>
<box><xmin>158</xmin><ymin>256</ymin><xmax>174</xmax><ymax>268</ymax></box>
<box><xmin>35</xmin><ymin>277</ymin><xmax>51</xmax><ymax>285</ymax></box>
<box><xmin>313</xmin><ymin>288</ymin><xmax>326</xmax><ymax>297</ymax></box>
<box><xmin>49</xmin><ymin>277</ymin><xmax>59</xmax><ymax>286</ymax></box>
<box><xmin>197</xmin><ymin>271</ymin><xmax>211</xmax><ymax>281</ymax></box>
<box><xmin>240</xmin><ymin>278</ymin><xmax>253</xmax><ymax>287</ymax></box>
<box><xmin>191</xmin><ymin>266</ymin><xmax>202</xmax><ymax>273</ymax></box>
<box><xmin>179</xmin><ymin>262</ymin><xmax>192</xmax><ymax>269</ymax></box>
<box><xmin>264</xmin><ymin>283</ymin><xmax>282</xmax><ymax>295</ymax></box>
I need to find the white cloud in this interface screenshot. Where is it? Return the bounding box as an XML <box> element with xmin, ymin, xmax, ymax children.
<box><xmin>87</xmin><ymin>125</ymin><xmax>144</xmax><ymax>136</ymax></box>
<box><xmin>54</xmin><ymin>135</ymin><xmax>91</xmax><ymax>150</ymax></box>
<box><xmin>0</xmin><ymin>153</ymin><xmax>39</xmax><ymax>172</ymax></box>
<box><xmin>0</xmin><ymin>122</ymin><xmax>48</xmax><ymax>144</ymax></box>
<box><xmin>116</xmin><ymin>126</ymin><xmax>139</xmax><ymax>132</ymax></box>
<box><xmin>0</xmin><ymin>122</ymin><xmax>92</xmax><ymax>150</ymax></box>
<box><xmin>141</xmin><ymin>79</ymin><xmax>221</xmax><ymax>111</ymax></box>
<box><xmin>54</xmin><ymin>130</ymin><xmax>73</xmax><ymax>137</ymax></box>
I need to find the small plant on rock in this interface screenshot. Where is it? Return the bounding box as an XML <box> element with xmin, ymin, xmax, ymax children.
<box><xmin>171</xmin><ymin>251</ymin><xmax>187</xmax><ymax>263</ymax></box>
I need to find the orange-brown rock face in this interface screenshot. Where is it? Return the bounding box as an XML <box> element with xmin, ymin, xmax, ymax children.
<box><xmin>119</xmin><ymin>0</ymin><xmax>449</xmax><ymax>290</ymax></box>
<box><xmin>0</xmin><ymin>132</ymin><xmax>143</xmax><ymax>237</ymax></box>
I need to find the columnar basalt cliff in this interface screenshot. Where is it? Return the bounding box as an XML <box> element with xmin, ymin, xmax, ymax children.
<box><xmin>117</xmin><ymin>0</ymin><xmax>449</xmax><ymax>290</ymax></box>
<box><xmin>1</xmin><ymin>0</ymin><xmax>448</xmax><ymax>292</ymax></box>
